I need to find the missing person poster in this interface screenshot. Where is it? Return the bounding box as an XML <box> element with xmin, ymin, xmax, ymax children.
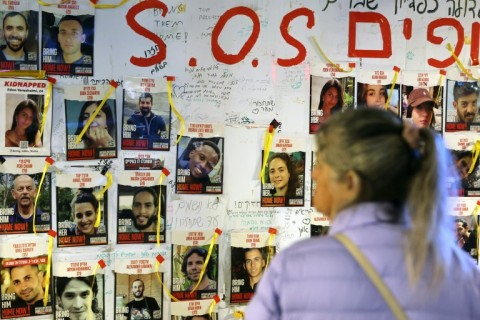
<box><xmin>444</xmin><ymin>79</ymin><xmax>480</xmax><ymax>132</ymax></box>
<box><xmin>401</xmin><ymin>71</ymin><xmax>444</xmax><ymax>133</ymax></box>
<box><xmin>176</xmin><ymin>123</ymin><xmax>224</xmax><ymax>194</ymax></box>
<box><xmin>123</xmin><ymin>151</ymin><xmax>166</xmax><ymax>170</ymax></box>
<box><xmin>0</xmin><ymin>1</ymin><xmax>39</xmax><ymax>71</ymax></box>
<box><xmin>53</xmin><ymin>259</ymin><xmax>105</xmax><ymax>320</ymax></box>
<box><xmin>56</xmin><ymin>171</ymin><xmax>108</xmax><ymax>247</ymax></box>
<box><xmin>64</xmin><ymin>85</ymin><xmax>117</xmax><ymax>161</ymax></box>
<box><xmin>41</xmin><ymin>1</ymin><xmax>94</xmax><ymax>75</ymax></box>
<box><xmin>309</xmin><ymin>62</ymin><xmax>355</xmax><ymax>134</ymax></box>
<box><xmin>0</xmin><ymin>235</ymin><xmax>52</xmax><ymax>318</ymax></box>
<box><xmin>170</xmin><ymin>300</ymin><xmax>218</xmax><ymax>320</ymax></box>
<box><xmin>450</xmin><ymin>198</ymin><xmax>478</xmax><ymax>263</ymax></box>
<box><xmin>117</xmin><ymin>171</ymin><xmax>166</xmax><ymax>244</ymax></box>
<box><xmin>230</xmin><ymin>231</ymin><xmax>276</xmax><ymax>304</ymax></box>
<box><xmin>356</xmin><ymin>69</ymin><xmax>401</xmax><ymax>116</ymax></box>
<box><xmin>0</xmin><ymin>157</ymin><xmax>51</xmax><ymax>234</ymax></box>
<box><xmin>114</xmin><ymin>257</ymin><xmax>163</xmax><ymax>320</ymax></box>
<box><xmin>0</xmin><ymin>78</ymin><xmax>52</xmax><ymax>156</ymax></box>
<box><xmin>171</xmin><ymin>230</ymin><xmax>218</xmax><ymax>301</ymax></box>
<box><xmin>261</xmin><ymin>136</ymin><xmax>305</xmax><ymax>207</ymax></box>
<box><xmin>122</xmin><ymin>76</ymin><xmax>171</xmax><ymax>151</ymax></box>
<box><xmin>311</xmin><ymin>211</ymin><xmax>330</xmax><ymax>237</ymax></box>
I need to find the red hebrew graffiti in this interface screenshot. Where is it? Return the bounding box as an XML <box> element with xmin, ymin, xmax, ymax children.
<box><xmin>472</xmin><ymin>22</ymin><xmax>479</xmax><ymax>66</ymax></box>
<box><xmin>126</xmin><ymin>0</ymin><xmax>168</xmax><ymax>67</ymax></box>
<box><xmin>348</xmin><ymin>11</ymin><xmax>392</xmax><ymax>58</ymax></box>
<box><xmin>427</xmin><ymin>18</ymin><xmax>464</xmax><ymax>68</ymax></box>
<box><xmin>403</xmin><ymin>18</ymin><xmax>412</xmax><ymax>40</ymax></box>
<box><xmin>211</xmin><ymin>6</ymin><xmax>260</xmax><ymax>65</ymax></box>
<box><xmin>277</xmin><ymin>8</ymin><xmax>315</xmax><ymax>67</ymax></box>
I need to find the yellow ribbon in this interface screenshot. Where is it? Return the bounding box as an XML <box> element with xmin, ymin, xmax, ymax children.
<box><xmin>167</xmin><ymin>79</ymin><xmax>185</xmax><ymax>144</ymax></box>
<box><xmin>472</xmin><ymin>202</ymin><xmax>480</xmax><ymax>230</ymax></box>
<box><xmin>33</xmin><ymin>158</ymin><xmax>54</xmax><ymax>235</ymax></box>
<box><xmin>446</xmin><ymin>43</ymin><xmax>479</xmax><ymax>80</ymax></box>
<box><xmin>435</xmin><ymin>72</ymin><xmax>445</xmax><ymax>106</ymax></box>
<box><xmin>189</xmin><ymin>229</ymin><xmax>221</xmax><ymax>293</ymax></box>
<box><xmin>265</xmin><ymin>229</ymin><xmax>276</xmax><ymax>270</ymax></box>
<box><xmin>468</xmin><ymin>140</ymin><xmax>480</xmax><ymax>174</ymax></box>
<box><xmin>155</xmin><ymin>256</ymin><xmax>180</xmax><ymax>302</ymax></box>
<box><xmin>40</xmin><ymin>80</ymin><xmax>54</xmax><ymax>136</ymax></box>
<box><xmin>0</xmin><ymin>70</ymin><xmax>45</xmax><ymax>78</ymax></box>
<box><xmin>259</xmin><ymin>126</ymin><xmax>275</xmax><ymax>184</ymax></box>
<box><xmin>309</xmin><ymin>36</ymin><xmax>354</xmax><ymax>73</ymax></box>
<box><xmin>385</xmin><ymin>67</ymin><xmax>400</xmax><ymax>111</ymax></box>
<box><xmin>89</xmin><ymin>0</ymin><xmax>131</xmax><ymax>8</ymax></box>
<box><xmin>156</xmin><ymin>170</ymin><xmax>169</xmax><ymax>246</ymax></box>
<box><xmin>37</xmin><ymin>0</ymin><xmax>62</xmax><ymax>6</ymax></box>
<box><xmin>43</xmin><ymin>230</ymin><xmax>56</xmax><ymax>307</ymax></box>
<box><xmin>75</xmin><ymin>83</ymin><xmax>116</xmax><ymax>144</ymax></box>
<box><xmin>95</xmin><ymin>171</ymin><xmax>112</xmax><ymax>227</ymax></box>
<box><xmin>207</xmin><ymin>296</ymin><xmax>220</xmax><ymax>317</ymax></box>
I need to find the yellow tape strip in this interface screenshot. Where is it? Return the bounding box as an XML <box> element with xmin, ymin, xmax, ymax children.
<box><xmin>385</xmin><ymin>70</ymin><xmax>399</xmax><ymax>111</ymax></box>
<box><xmin>309</xmin><ymin>36</ymin><xmax>353</xmax><ymax>73</ymax></box>
<box><xmin>40</xmin><ymin>82</ymin><xmax>53</xmax><ymax>136</ymax></box>
<box><xmin>0</xmin><ymin>70</ymin><xmax>45</xmax><ymax>78</ymax></box>
<box><xmin>447</xmin><ymin>43</ymin><xmax>479</xmax><ymax>80</ymax></box>
<box><xmin>468</xmin><ymin>141</ymin><xmax>480</xmax><ymax>174</ymax></box>
<box><xmin>189</xmin><ymin>231</ymin><xmax>220</xmax><ymax>293</ymax></box>
<box><xmin>33</xmin><ymin>159</ymin><xmax>52</xmax><ymax>234</ymax></box>
<box><xmin>265</xmin><ymin>232</ymin><xmax>276</xmax><ymax>270</ymax></box>
<box><xmin>167</xmin><ymin>80</ymin><xmax>185</xmax><ymax>144</ymax></box>
<box><xmin>37</xmin><ymin>0</ymin><xmax>62</xmax><ymax>6</ymax></box>
<box><xmin>155</xmin><ymin>260</ymin><xmax>180</xmax><ymax>302</ymax></box>
<box><xmin>259</xmin><ymin>128</ymin><xmax>275</xmax><ymax>184</ymax></box>
<box><xmin>156</xmin><ymin>174</ymin><xmax>165</xmax><ymax>246</ymax></box>
<box><xmin>89</xmin><ymin>0</ymin><xmax>131</xmax><ymax>8</ymax></box>
<box><xmin>43</xmin><ymin>231</ymin><xmax>56</xmax><ymax>307</ymax></box>
<box><xmin>207</xmin><ymin>299</ymin><xmax>218</xmax><ymax>317</ymax></box>
<box><xmin>75</xmin><ymin>84</ymin><xmax>116</xmax><ymax>144</ymax></box>
<box><xmin>95</xmin><ymin>171</ymin><xmax>112</xmax><ymax>227</ymax></box>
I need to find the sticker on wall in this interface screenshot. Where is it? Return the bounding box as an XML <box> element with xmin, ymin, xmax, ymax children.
<box><xmin>0</xmin><ymin>1</ymin><xmax>39</xmax><ymax>71</ymax></box>
<box><xmin>311</xmin><ymin>211</ymin><xmax>330</xmax><ymax>237</ymax></box>
<box><xmin>261</xmin><ymin>136</ymin><xmax>306</xmax><ymax>207</ymax></box>
<box><xmin>53</xmin><ymin>259</ymin><xmax>105</xmax><ymax>320</ymax></box>
<box><xmin>0</xmin><ymin>78</ymin><xmax>52</xmax><ymax>156</ymax></box>
<box><xmin>171</xmin><ymin>230</ymin><xmax>219</xmax><ymax>301</ymax></box>
<box><xmin>122</xmin><ymin>76</ymin><xmax>172</xmax><ymax>151</ymax></box>
<box><xmin>0</xmin><ymin>158</ymin><xmax>52</xmax><ymax>233</ymax></box>
<box><xmin>230</xmin><ymin>231</ymin><xmax>276</xmax><ymax>304</ymax></box>
<box><xmin>64</xmin><ymin>84</ymin><xmax>117</xmax><ymax>161</ymax></box>
<box><xmin>444</xmin><ymin>80</ymin><xmax>480</xmax><ymax>132</ymax></box>
<box><xmin>176</xmin><ymin>123</ymin><xmax>224</xmax><ymax>194</ymax></box>
<box><xmin>0</xmin><ymin>235</ymin><xmax>52</xmax><ymax>318</ymax></box>
<box><xmin>56</xmin><ymin>171</ymin><xmax>108</xmax><ymax>247</ymax></box>
<box><xmin>123</xmin><ymin>151</ymin><xmax>166</xmax><ymax>171</ymax></box>
<box><xmin>117</xmin><ymin>171</ymin><xmax>166</xmax><ymax>244</ymax></box>
<box><xmin>41</xmin><ymin>1</ymin><xmax>94</xmax><ymax>76</ymax></box>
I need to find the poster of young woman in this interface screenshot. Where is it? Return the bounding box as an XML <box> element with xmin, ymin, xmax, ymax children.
<box><xmin>56</xmin><ymin>171</ymin><xmax>108</xmax><ymax>247</ymax></box>
<box><xmin>0</xmin><ymin>235</ymin><xmax>52</xmax><ymax>318</ymax></box>
<box><xmin>171</xmin><ymin>230</ymin><xmax>218</xmax><ymax>301</ymax></box>
<box><xmin>117</xmin><ymin>171</ymin><xmax>166</xmax><ymax>244</ymax></box>
<box><xmin>53</xmin><ymin>259</ymin><xmax>104</xmax><ymax>320</ymax></box>
<box><xmin>176</xmin><ymin>123</ymin><xmax>224</xmax><ymax>194</ymax></box>
<box><xmin>261</xmin><ymin>136</ymin><xmax>305</xmax><ymax>207</ymax></box>
<box><xmin>41</xmin><ymin>1</ymin><xmax>94</xmax><ymax>76</ymax></box>
<box><xmin>0</xmin><ymin>0</ymin><xmax>39</xmax><ymax>71</ymax></box>
<box><xmin>309</xmin><ymin>62</ymin><xmax>355</xmax><ymax>134</ymax></box>
<box><xmin>230</xmin><ymin>231</ymin><xmax>275</xmax><ymax>304</ymax></box>
<box><xmin>0</xmin><ymin>78</ymin><xmax>51</xmax><ymax>156</ymax></box>
<box><xmin>170</xmin><ymin>300</ymin><xmax>218</xmax><ymax>320</ymax></box>
<box><xmin>356</xmin><ymin>69</ymin><xmax>401</xmax><ymax>116</ymax></box>
<box><xmin>0</xmin><ymin>157</ymin><xmax>51</xmax><ymax>234</ymax></box>
<box><xmin>114</xmin><ymin>257</ymin><xmax>163</xmax><ymax>320</ymax></box>
<box><xmin>122</xmin><ymin>76</ymin><xmax>171</xmax><ymax>151</ymax></box>
<box><xmin>64</xmin><ymin>84</ymin><xmax>117</xmax><ymax>161</ymax></box>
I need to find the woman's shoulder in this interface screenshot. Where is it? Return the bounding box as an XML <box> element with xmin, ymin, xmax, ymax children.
<box><xmin>5</xmin><ymin>130</ymin><xmax>18</xmax><ymax>147</ymax></box>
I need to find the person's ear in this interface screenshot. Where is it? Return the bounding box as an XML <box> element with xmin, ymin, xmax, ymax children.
<box><xmin>344</xmin><ymin>170</ymin><xmax>361</xmax><ymax>201</ymax></box>
<box><xmin>81</xmin><ymin>34</ymin><xmax>86</xmax><ymax>44</ymax></box>
<box><xmin>453</xmin><ymin>100</ymin><xmax>458</xmax><ymax>110</ymax></box>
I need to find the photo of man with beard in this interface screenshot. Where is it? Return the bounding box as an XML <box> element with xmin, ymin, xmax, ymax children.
<box><xmin>129</xmin><ymin>187</ymin><xmax>164</xmax><ymax>233</ymax></box>
<box><xmin>123</xmin><ymin>279</ymin><xmax>161</xmax><ymax>320</ymax></box>
<box><xmin>0</xmin><ymin>11</ymin><xmax>37</xmax><ymax>69</ymax></box>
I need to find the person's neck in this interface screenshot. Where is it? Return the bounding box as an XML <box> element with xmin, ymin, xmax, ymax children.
<box><xmin>4</xmin><ymin>48</ymin><xmax>24</xmax><ymax>60</ymax></box>
<box><xmin>134</xmin><ymin>296</ymin><xmax>145</xmax><ymax>301</ymax></box>
<box><xmin>14</xmin><ymin>127</ymin><xmax>27</xmax><ymax>137</ymax></box>
<box><xmin>17</xmin><ymin>204</ymin><xmax>34</xmax><ymax>219</ymax></box>
<box><xmin>63</xmin><ymin>52</ymin><xmax>82</xmax><ymax>63</ymax></box>
<box><xmin>274</xmin><ymin>186</ymin><xmax>287</xmax><ymax>196</ymax></box>
<box><xmin>27</xmin><ymin>293</ymin><xmax>43</xmax><ymax>305</ymax></box>
<box><xmin>140</xmin><ymin>223</ymin><xmax>155</xmax><ymax>232</ymax></box>
<box><xmin>249</xmin><ymin>272</ymin><xmax>264</xmax><ymax>288</ymax></box>
<box><xmin>196</xmin><ymin>275</ymin><xmax>211</xmax><ymax>290</ymax></box>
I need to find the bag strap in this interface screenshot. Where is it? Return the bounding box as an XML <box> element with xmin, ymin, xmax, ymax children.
<box><xmin>334</xmin><ymin>233</ymin><xmax>408</xmax><ymax>320</ymax></box>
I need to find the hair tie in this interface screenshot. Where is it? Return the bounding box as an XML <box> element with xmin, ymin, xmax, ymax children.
<box><xmin>402</xmin><ymin>122</ymin><xmax>424</xmax><ymax>160</ymax></box>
